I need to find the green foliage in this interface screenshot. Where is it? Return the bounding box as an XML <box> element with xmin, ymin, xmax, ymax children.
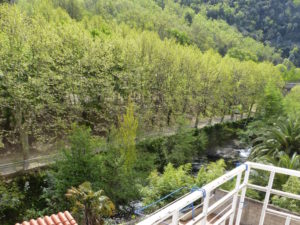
<box><xmin>278</xmin><ymin>63</ymin><xmax>300</xmax><ymax>82</ymax></box>
<box><xmin>140</xmin><ymin>159</ymin><xmax>231</xmax><ymax>211</ymax></box>
<box><xmin>0</xmin><ymin>0</ymin><xmax>298</xmax><ymax>221</ymax></box>
<box><xmin>163</xmin><ymin>129</ymin><xmax>206</xmax><ymax>167</ymax></box>
<box><xmin>90</xmin><ymin>101</ymin><xmax>141</xmax><ymax>211</ymax></box>
<box><xmin>237</xmin><ymin>119</ymin><xmax>264</xmax><ymax>145</ymax></box>
<box><xmin>0</xmin><ymin>1</ymin><xmax>284</xmax><ymax>157</ymax></box>
<box><xmin>284</xmin><ymin>86</ymin><xmax>300</xmax><ymax>117</ymax></box>
<box><xmin>140</xmin><ymin>163</ymin><xmax>194</xmax><ymax>210</ymax></box>
<box><xmin>0</xmin><ymin>178</ymin><xmax>24</xmax><ymax>225</ymax></box>
<box><xmin>137</xmin><ymin>137</ymin><xmax>167</xmax><ymax>172</ymax></box>
<box><xmin>183</xmin><ymin>0</ymin><xmax>300</xmax><ymax>66</ymax></box>
<box><xmin>66</xmin><ymin>182</ymin><xmax>115</xmax><ymax>225</ymax></box>
<box><xmin>0</xmin><ymin>172</ymin><xmax>57</xmax><ymax>225</ymax></box>
<box><xmin>167</xmin><ymin>29</ymin><xmax>191</xmax><ymax>45</ymax></box>
<box><xmin>195</xmin><ymin>159</ymin><xmax>233</xmax><ymax>190</ymax></box>
<box><xmin>52</xmin><ymin>0</ymin><xmax>85</xmax><ymax>20</ymax></box>
<box><xmin>257</xmin><ymin>83</ymin><xmax>284</xmax><ymax>119</ymax></box>
<box><xmin>138</xmin><ymin>120</ymin><xmax>245</xmax><ymax>171</ymax></box>
<box><xmin>116</xmin><ymin>101</ymin><xmax>138</xmax><ymax>173</ymax></box>
<box><xmin>227</xmin><ymin>48</ymin><xmax>258</xmax><ymax>62</ymax></box>
<box><xmin>245</xmin><ymin>188</ymin><xmax>261</xmax><ymax>200</ymax></box>
<box><xmin>251</xmin><ymin>116</ymin><xmax>300</xmax><ymax>158</ymax></box>
<box><xmin>294</xmin><ymin>0</ymin><xmax>300</xmax><ymax>6</ymax></box>
<box><xmin>260</xmin><ymin>152</ymin><xmax>300</xmax><ymax>170</ymax></box>
<box><xmin>49</xmin><ymin>0</ymin><xmax>281</xmax><ymax>63</ymax></box>
<box><xmin>95</xmin><ymin>148</ymin><xmax>140</xmax><ymax>210</ymax></box>
<box><xmin>272</xmin><ymin>176</ymin><xmax>300</xmax><ymax>213</ymax></box>
<box><xmin>54</xmin><ymin>124</ymin><xmax>103</xmax><ymax>207</ymax></box>
<box><xmin>258</xmin><ymin>152</ymin><xmax>300</xmax><ymax>189</ymax></box>
<box><xmin>94</xmin><ymin>103</ymin><xmax>139</xmax><ymax>209</ymax></box>
<box><xmin>203</xmin><ymin>121</ymin><xmax>241</xmax><ymax>149</ymax></box>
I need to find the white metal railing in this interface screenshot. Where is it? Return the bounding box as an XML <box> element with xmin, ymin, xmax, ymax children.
<box><xmin>137</xmin><ymin>162</ymin><xmax>300</xmax><ymax>225</ymax></box>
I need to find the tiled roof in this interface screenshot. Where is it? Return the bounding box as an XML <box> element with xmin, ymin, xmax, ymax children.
<box><xmin>15</xmin><ymin>211</ymin><xmax>78</xmax><ymax>225</ymax></box>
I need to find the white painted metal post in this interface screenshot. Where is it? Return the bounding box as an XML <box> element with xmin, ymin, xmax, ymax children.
<box><xmin>259</xmin><ymin>171</ymin><xmax>275</xmax><ymax>225</ymax></box>
<box><xmin>172</xmin><ymin>210</ymin><xmax>179</xmax><ymax>225</ymax></box>
<box><xmin>201</xmin><ymin>191</ymin><xmax>211</xmax><ymax>225</ymax></box>
<box><xmin>285</xmin><ymin>216</ymin><xmax>291</xmax><ymax>225</ymax></box>
<box><xmin>138</xmin><ymin>162</ymin><xmax>300</xmax><ymax>225</ymax></box>
<box><xmin>235</xmin><ymin>165</ymin><xmax>250</xmax><ymax>225</ymax></box>
<box><xmin>229</xmin><ymin>171</ymin><xmax>242</xmax><ymax>225</ymax></box>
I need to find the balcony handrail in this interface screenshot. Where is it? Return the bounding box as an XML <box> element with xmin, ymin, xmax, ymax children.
<box><xmin>137</xmin><ymin>162</ymin><xmax>300</xmax><ymax>225</ymax></box>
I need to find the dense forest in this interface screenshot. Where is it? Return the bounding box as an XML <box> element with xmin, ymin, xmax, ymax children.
<box><xmin>0</xmin><ymin>0</ymin><xmax>300</xmax><ymax>225</ymax></box>
<box><xmin>1</xmin><ymin>0</ymin><xmax>298</xmax><ymax>159</ymax></box>
<box><xmin>176</xmin><ymin>0</ymin><xmax>300</xmax><ymax>66</ymax></box>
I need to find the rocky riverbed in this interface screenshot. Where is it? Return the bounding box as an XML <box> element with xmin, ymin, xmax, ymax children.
<box><xmin>192</xmin><ymin>139</ymin><xmax>251</xmax><ymax>173</ymax></box>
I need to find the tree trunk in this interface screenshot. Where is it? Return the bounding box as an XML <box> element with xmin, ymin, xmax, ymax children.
<box><xmin>247</xmin><ymin>103</ymin><xmax>254</xmax><ymax>119</ymax></box>
<box><xmin>167</xmin><ymin>108</ymin><xmax>172</xmax><ymax>126</ymax></box>
<box><xmin>220</xmin><ymin>116</ymin><xmax>225</xmax><ymax>123</ymax></box>
<box><xmin>182</xmin><ymin>99</ymin><xmax>188</xmax><ymax>114</ymax></box>
<box><xmin>85</xmin><ymin>208</ymin><xmax>89</xmax><ymax>225</ymax></box>
<box><xmin>15</xmin><ymin>107</ymin><xmax>30</xmax><ymax>170</ymax></box>
<box><xmin>194</xmin><ymin>107</ymin><xmax>201</xmax><ymax>128</ymax></box>
<box><xmin>20</xmin><ymin>126</ymin><xmax>29</xmax><ymax>170</ymax></box>
<box><xmin>230</xmin><ymin>110</ymin><xmax>234</xmax><ymax>121</ymax></box>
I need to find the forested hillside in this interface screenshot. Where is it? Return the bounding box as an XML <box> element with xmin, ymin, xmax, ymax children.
<box><xmin>0</xmin><ymin>0</ymin><xmax>285</xmax><ymax>160</ymax></box>
<box><xmin>177</xmin><ymin>0</ymin><xmax>300</xmax><ymax>66</ymax></box>
<box><xmin>50</xmin><ymin>0</ymin><xmax>282</xmax><ymax>63</ymax></box>
<box><xmin>1</xmin><ymin>1</ymin><xmax>300</xmax><ymax>224</ymax></box>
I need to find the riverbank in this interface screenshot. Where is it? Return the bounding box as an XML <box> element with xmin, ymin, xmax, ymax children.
<box><xmin>0</xmin><ymin>115</ymin><xmax>250</xmax><ymax>177</ymax></box>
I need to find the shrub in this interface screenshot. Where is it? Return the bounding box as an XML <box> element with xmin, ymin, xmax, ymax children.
<box><xmin>0</xmin><ymin>178</ymin><xmax>24</xmax><ymax>225</ymax></box>
<box><xmin>140</xmin><ymin>163</ymin><xmax>194</xmax><ymax>211</ymax></box>
<box><xmin>272</xmin><ymin>176</ymin><xmax>300</xmax><ymax>213</ymax></box>
<box><xmin>66</xmin><ymin>182</ymin><xmax>115</xmax><ymax>225</ymax></box>
<box><xmin>196</xmin><ymin>159</ymin><xmax>227</xmax><ymax>187</ymax></box>
<box><xmin>53</xmin><ymin>124</ymin><xmax>103</xmax><ymax>208</ymax></box>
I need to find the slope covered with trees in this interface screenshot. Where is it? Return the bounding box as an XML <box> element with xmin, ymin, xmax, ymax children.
<box><xmin>177</xmin><ymin>0</ymin><xmax>300</xmax><ymax>66</ymax></box>
<box><xmin>0</xmin><ymin>1</ymin><xmax>283</xmax><ymax>160</ymax></box>
<box><xmin>1</xmin><ymin>1</ymin><xmax>300</xmax><ymax>224</ymax></box>
<box><xmin>48</xmin><ymin>0</ymin><xmax>282</xmax><ymax>63</ymax></box>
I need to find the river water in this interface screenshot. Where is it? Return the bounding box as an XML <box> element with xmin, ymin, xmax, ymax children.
<box><xmin>192</xmin><ymin>144</ymin><xmax>252</xmax><ymax>173</ymax></box>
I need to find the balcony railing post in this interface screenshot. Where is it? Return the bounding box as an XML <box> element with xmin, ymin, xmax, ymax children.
<box><xmin>235</xmin><ymin>164</ymin><xmax>250</xmax><ymax>225</ymax></box>
<box><xmin>200</xmin><ymin>190</ymin><xmax>210</xmax><ymax>225</ymax></box>
<box><xmin>285</xmin><ymin>216</ymin><xmax>291</xmax><ymax>225</ymax></box>
<box><xmin>229</xmin><ymin>171</ymin><xmax>242</xmax><ymax>225</ymax></box>
<box><xmin>259</xmin><ymin>171</ymin><xmax>275</xmax><ymax>225</ymax></box>
<box><xmin>172</xmin><ymin>209</ymin><xmax>179</xmax><ymax>225</ymax></box>
<box><xmin>137</xmin><ymin>162</ymin><xmax>300</xmax><ymax>225</ymax></box>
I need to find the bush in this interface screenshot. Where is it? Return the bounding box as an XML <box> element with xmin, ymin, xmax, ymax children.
<box><xmin>140</xmin><ymin>159</ymin><xmax>231</xmax><ymax>212</ymax></box>
<box><xmin>272</xmin><ymin>176</ymin><xmax>300</xmax><ymax>213</ymax></box>
<box><xmin>196</xmin><ymin>160</ymin><xmax>226</xmax><ymax>187</ymax></box>
<box><xmin>163</xmin><ymin>132</ymin><xmax>196</xmax><ymax>166</ymax></box>
<box><xmin>53</xmin><ymin>124</ymin><xmax>103</xmax><ymax>208</ymax></box>
<box><xmin>94</xmin><ymin>147</ymin><xmax>140</xmax><ymax>211</ymax></box>
<box><xmin>0</xmin><ymin>178</ymin><xmax>24</xmax><ymax>225</ymax></box>
<box><xmin>203</xmin><ymin>121</ymin><xmax>246</xmax><ymax>149</ymax></box>
<box><xmin>94</xmin><ymin>103</ymin><xmax>140</xmax><ymax>211</ymax></box>
<box><xmin>195</xmin><ymin>159</ymin><xmax>234</xmax><ymax>190</ymax></box>
<box><xmin>137</xmin><ymin>137</ymin><xmax>166</xmax><ymax>172</ymax></box>
<box><xmin>140</xmin><ymin>163</ymin><xmax>194</xmax><ymax>211</ymax></box>
<box><xmin>257</xmin><ymin>83</ymin><xmax>284</xmax><ymax>119</ymax></box>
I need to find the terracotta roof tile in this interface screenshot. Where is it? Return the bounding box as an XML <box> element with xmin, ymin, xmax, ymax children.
<box><xmin>30</xmin><ymin>219</ymin><xmax>39</xmax><ymax>225</ymax></box>
<box><xmin>15</xmin><ymin>211</ymin><xmax>78</xmax><ymax>225</ymax></box>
